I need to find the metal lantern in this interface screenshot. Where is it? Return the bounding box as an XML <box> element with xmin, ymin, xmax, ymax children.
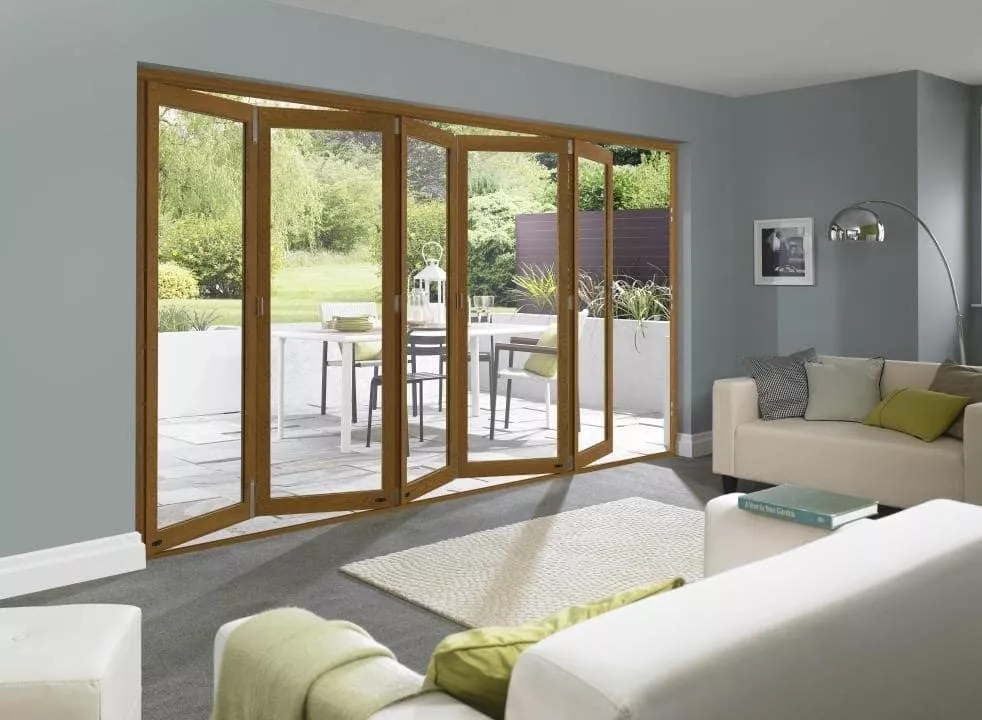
<box><xmin>412</xmin><ymin>241</ymin><xmax>447</xmax><ymax>325</ymax></box>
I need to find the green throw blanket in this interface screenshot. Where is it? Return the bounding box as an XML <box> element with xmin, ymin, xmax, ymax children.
<box><xmin>213</xmin><ymin>608</ymin><xmax>426</xmax><ymax>720</ymax></box>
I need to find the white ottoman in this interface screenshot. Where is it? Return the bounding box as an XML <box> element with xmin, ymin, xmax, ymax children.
<box><xmin>0</xmin><ymin>605</ymin><xmax>141</xmax><ymax>720</ymax></box>
<box><xmin>704</xmin><ymin>493</ymin><xmax>874</xmax><ymax>576</ymax></box>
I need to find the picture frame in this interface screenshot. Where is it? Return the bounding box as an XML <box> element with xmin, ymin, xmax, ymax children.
<box><xmin>754</xmin><ymin>217</ymin><xmax>814</xmax><ymax>286</ymax></box>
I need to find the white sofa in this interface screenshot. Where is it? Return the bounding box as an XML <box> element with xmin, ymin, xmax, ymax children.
<box><xmin>215</xmin><ymin>499</ymin><xmax>982</xmax><ymax>719</ymax></box>
<box><xmin>713</xmin><ymin>357</ymin><xmax>982</xmax><ymax>508</ymax></box>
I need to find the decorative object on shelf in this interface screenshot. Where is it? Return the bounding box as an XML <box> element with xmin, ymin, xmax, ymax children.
<box><xmin>829</xmin><ymin>200</ymin><xmax>967</xmax><ymax>364</ymax></box>
<box><xmin>413</xmin><ymin>241</ymin><xmax>447</xmax><ymax>325</ymax></box>
<box><xmin>753</xmin><ymin>217</ymin><xmax>814</xmax><ymax>286</ymax></box>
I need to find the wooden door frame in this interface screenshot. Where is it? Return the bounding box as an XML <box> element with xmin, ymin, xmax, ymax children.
<box><xmin>455</xmin><ymin>134</ymin><xmax>573</xmax><ymax>479</ymax></box>
<box><xmin>136</xmin><ymin>67</ymin><xmax>681</xmax><ymax>555</ymax></box>
<box><xmin>572</xmin><ymin>140</ymin><xmax>615</xmax><ymax>468</ymax></box>
<box><xmin>399</xmin><ymin>119</ymin><xmax>460</xmax><ymax>502</ymax></box>
<box><xmin>141</xmin><ymin>83</ymin><xmax>257</xmax><ymax>553</ymax></box>
<box><xmin>254</xmin><ymin>108</ymin><xmax>402</xmax><ymax>516</ymax></box>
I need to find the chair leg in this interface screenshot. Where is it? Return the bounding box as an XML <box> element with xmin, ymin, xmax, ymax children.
<box><xmin>438</xmin><ymin>356</ymin><xmax>444</xmax><ymax>412</ymax></box>
<box><xmin>489</xmin><ymin>370</ymin><xmax>499</xmax><ymax>440</ymax></box>
<box><xmin>320</xmin><ymin>342</ymin><xmax>328</xmax><ymax>415</ymax></box>
<box><xmin>504</xmin><ymin>379</ymin><xmax>513</xmax><ymax>429</ymax></box>
<box><xmin>419</xmin><ymin>384</ymin><xmax>425</xmax><ymax>442</ymax></box>
<box><xmin>366</xmin><ymin>381</ymin><xmax>377</xmax><ymax>448</ymax></box>
<box><xmin>544</xmin><ymin>382</ymin><xmax>552</xmax><ymax>430</ymax></box>
<box><xmin>351</xmin><ymin>362</ymin><xmax>358</xmax><ymax>424</ymax></box>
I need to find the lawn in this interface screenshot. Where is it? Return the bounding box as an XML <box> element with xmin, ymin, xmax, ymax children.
<box><xmin>162</xmin><ymin>252</ymin><xmax>380</xmax><ymax>326</ymax></box>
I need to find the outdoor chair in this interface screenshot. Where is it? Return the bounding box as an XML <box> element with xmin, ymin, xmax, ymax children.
<box><xmin>489</xmin><ymin>309</ymin><xmax>587</xmax><ymax>439</ymax></box>
<box><xmin>319</xmin><ymin>302</ymin><xmax>381</xmax><ymax>423</ymax></box>
<box><xmin>365</xmin><ymin>329</ymin><xmax>447</xmax><ymax>447</ymax></box>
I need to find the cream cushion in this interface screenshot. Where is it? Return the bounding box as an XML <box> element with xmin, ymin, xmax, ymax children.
<box><xmin>0</xmin><ymin>604</ymin><xmax>141</xmax><ymax>720</ymax></box>
<box><xmin>735</xmin><ymin>418</ymin><xmax>963</xmax><ymax>507</ymax></box>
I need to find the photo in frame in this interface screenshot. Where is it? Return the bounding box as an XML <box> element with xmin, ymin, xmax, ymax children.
<box><xmin>753</xmin><ymin>217</ymin><xmax>814</xmax><ymax>286</ymax></box>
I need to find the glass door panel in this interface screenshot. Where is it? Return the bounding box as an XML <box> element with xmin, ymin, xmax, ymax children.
<box><xmin>257</xmin><ymin>109</ymin><xmax>399</xmax><ymax>514</ymax></box>
<box><xmin>573</xmin><ymin>142</ymin><xmax>614</xmax><ymax>466</ymax></box>
<box><xmin>402</xmin><ymin>120</ymin><xmax>457</xmax><ymax>500</ymax></box>
<box><xmin>457</xmin><ymin>136</ymin><xmax>572</xmax><ymax>477</ymax></box>
<box><xmin>146</xmin><ymin>84</ymin><xmax>253</xmax><ymax>550</ymax></box>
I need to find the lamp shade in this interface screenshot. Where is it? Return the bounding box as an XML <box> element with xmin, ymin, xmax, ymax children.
<box><xmin>828</xmin><ymin>205</ymin><xmax>885</xmax><ymax>243</ymax></box>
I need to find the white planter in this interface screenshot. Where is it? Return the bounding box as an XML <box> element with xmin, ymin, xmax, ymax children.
<box><xmin>477</xmin><ymin>313</ymin><xmax>669</xmax><ymax>417</ymax></box>
<box><xmin>157</xmin><ymin>317</ymin><xmax>670</xmax><ymax>421</ymax></box>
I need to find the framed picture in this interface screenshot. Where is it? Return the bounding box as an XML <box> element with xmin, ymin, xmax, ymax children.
<box><xmin>754</xmin><ymin>217</ymin><xmax>814</xmax><ymax>286</ymax></box>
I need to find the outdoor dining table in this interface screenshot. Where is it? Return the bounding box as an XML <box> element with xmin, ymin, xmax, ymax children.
<box><xmin>272</xmin><ymin>322</ymin><xmax>548</xmax><ymax>452</ymax></box>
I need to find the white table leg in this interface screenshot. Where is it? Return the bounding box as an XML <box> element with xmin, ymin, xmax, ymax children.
<box><xmin>340</xmin><ymin>341</ymin><xmax>354</xmax><ymax>453</ymax></box>
<box><xmin>276</xmin><ymin>336</ymin><xmax>286</xmax><ymax>440</ymax></box>
<box><xmin>469</xmin><ymin>333</ymin><xmax>481</xmax><ymax>418</ymax></box>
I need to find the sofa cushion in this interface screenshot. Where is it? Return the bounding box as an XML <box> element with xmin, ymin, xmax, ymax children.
<box><xmin>804</xmin><ymin>357</ymin><xmax>884</xmax><ymax>422</ymax></box>
<box><xmin>929</xmin><ymin>361</ymin><xmax>982</xmax><ymax>439</ymax></box>
<box><xmin>733</xmin><ymin>418</ymin><xmax>963</xmax><ymax>508</ymax></box>
<box><xmin>865</xmin><ymin>388</ymin><xmax>970</xmax><ymax>442</ymax></box>
<box><xmin>743</xmin><ymin>347</ymin><xmax>817</xmax><ymax>420</ymax></box>
<box><xmin>426</xmin><ymin>577</ymin><xmax>683</xmax><ymax>719</ymax></box>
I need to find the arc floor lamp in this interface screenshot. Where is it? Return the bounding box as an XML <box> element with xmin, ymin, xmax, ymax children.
<box><xmin>828</xmin><ymin>199</ymin><xmax>967</xmax><ymax>365</ymax></box>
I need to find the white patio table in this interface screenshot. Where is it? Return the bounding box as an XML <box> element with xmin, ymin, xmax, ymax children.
<box><xmin>272</xmin><ymin>322</ymin><xmax>548</xmax><ymax>452</ymax></box>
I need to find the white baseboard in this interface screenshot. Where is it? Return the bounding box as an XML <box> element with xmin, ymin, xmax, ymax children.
<box><xmin>677</xmin><ymin>431</ymin><xmax>713</xmax><ymax>458</ymax></box>
<box><xmin>0</xmin><ymin>532</ymin><xmax>146</xmax><ymax>601</ymax></box>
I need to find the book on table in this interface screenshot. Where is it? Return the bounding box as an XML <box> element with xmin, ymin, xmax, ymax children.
<box><xmin>737</xmin><ymin>484</ymin><xmax>878</xmax><ymax>529</ymax></box>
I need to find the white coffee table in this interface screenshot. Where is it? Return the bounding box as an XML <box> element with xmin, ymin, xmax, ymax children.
<box><xmin>703</xmin><ymin>493</ymin><xmax>875</xmax><ymax>577</ymax></box>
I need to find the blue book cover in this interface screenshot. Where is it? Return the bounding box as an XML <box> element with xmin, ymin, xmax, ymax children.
<box><xmin>737</xmin><ymin>485</ymin><xmax>877</xmax><ymax>529</ymax></box>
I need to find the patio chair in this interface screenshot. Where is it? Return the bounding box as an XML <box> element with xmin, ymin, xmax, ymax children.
<box><xmin>319</xmin><ymin>302</ymin><xmax>381</xmax><ymax>423</ymax></box>
<box><xmin>365</xmin><ymin>329</ymin><xmax>447</xmax><ymax>447</ymax></box>
<box><xmin>489</xmin><ymin>310</ymin><xmax>587</xmax><ymax>439</ymax></box>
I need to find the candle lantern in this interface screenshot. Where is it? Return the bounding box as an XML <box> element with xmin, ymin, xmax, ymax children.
<box><xmin>412</xmin><ymin>241</ymin><xmax>447</xmax><ymax>325</ymax></box>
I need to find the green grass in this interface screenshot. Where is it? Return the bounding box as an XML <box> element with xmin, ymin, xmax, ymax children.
<box><xmin>162</xmin><ymin>252</ymin><xmax>380</xmax><ymax>326</ymax></box>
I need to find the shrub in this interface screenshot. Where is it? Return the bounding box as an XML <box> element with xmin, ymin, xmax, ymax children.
<box><xmin>157</xmin><ymin>262</ymin><xmax>199</xmax><ymax>300</ymax></box>
<box><xmin>159</xmin><ymin>215</ymin><xmax>283</xmax><ymax>298</ymax></box>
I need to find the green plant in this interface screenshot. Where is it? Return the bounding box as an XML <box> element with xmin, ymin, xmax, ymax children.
<box><xmin>512</xmin><ymin>264</ymin><xmax>558</xmax><ymax>313</ymax></box>
<box><xmin>577</xmin><ymin>271</ymin><xmax>606</xmax><ymax>317</ymax></box>
<box><xmin>157</xmin><ymin>304</ymin><xmax>220</xmax><ymax>332</ymax></box>
<box><xmin>613</xmin><ymin>278</ymin><xmax>671</xmax><ymax>322</ymax></box>
<box><xmin>157</xmin><ymin>262</ymin><xmax>199</xmax><ymax>300</ymax></box>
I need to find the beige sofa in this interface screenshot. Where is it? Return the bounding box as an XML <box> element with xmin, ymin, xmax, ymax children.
<box><xmin>713</xmin><ymin>358</ymin><xmax>982</xmax><ymax>508</ymax></box>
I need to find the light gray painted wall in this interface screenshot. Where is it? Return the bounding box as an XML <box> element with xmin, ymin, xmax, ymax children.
<box><xmin>915</xmin><ymin>73</ymin><xmax>972</xmax><ymax>362</ymax></box>
<box><xmin>970</xmin><ymin>86</ymin><xmax>982</xmax><ymax>365</ymax></box>
<box><xmin>734</xmin><ymin>73</ymin><xmax>920</xmax><ymax>359</ymax></box>
<box><xmin>0</xmin><ymin>0</ymin><xmax>745</xmax><ymax>555</ymax></box>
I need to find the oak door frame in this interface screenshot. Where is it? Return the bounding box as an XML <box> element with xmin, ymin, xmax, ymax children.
<box><xmin>141</xmin><ymin>83</ymin><xmax>257</xmax><ymax>553</ymax></box>
<box><xmin>572</xmin><ymin>140</ymin><xmax>615</xmax><ymax>468</ymax></box>
<box><xmin>254</xmin><ymin>108</ymin><xmax>402</xmax><ymax>516</ymax></box>
<box><xmin>455</xmin><ymin>135</ymin><xmax>574</xmax><ymax>479</ymax></box>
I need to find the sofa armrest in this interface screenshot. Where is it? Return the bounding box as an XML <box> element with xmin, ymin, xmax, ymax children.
<box><xmin>712</xmin><ymin>378</ymin><xmax>759</xmax><ymax>476</ymax></box>
<box><xmin>964</xmin><ymin>402</ymin><xmax>982</xmax><ymax>505</ymax></box>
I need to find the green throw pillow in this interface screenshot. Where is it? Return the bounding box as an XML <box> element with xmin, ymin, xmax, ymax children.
<box><xmin>425</xmin><ymin>577</ymin><xmax>684</xmax><ymax>719</ymax></box>
<box><xmin>864</xmin><ymin>387</ymin><xmax>970</xmax><ymax>442</ymax></box>
<box><xmin>929</xmin><ymin>360</ymin><xmax>982</xmax><ymax>439</ymax></box>
<box><xmin>523</xmin><ymin>324</ymin><xmax>559</xmax><ymax>378</ymax></box>
<box><xmin>354</xmin><ymin>342</ymin><xmax>382</xmax><ymax>362</ymax></box>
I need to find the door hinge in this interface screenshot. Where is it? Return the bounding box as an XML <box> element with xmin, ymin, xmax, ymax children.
<box><xmin>567</xmin><ymin>295</ymin><xmax>574</xmax><ymax>311</ymax></box>
<box><xmin>394</xmin><ymin>117</ymin><xmax>401</xmax><ymax>135</ymax></box>
<box><xmin>257</xmin><ymin>297</ymin><xmax>265</xmax><ymax>317</ymax></box>
<box><xmin>394</xmin><ymin>294</ymin><xmax>402</xmax><ymax>313</ymax></box>
<box><xmin>567</xmin><ymin>140</ymin><xmax>573</xmax><ymax>155</ymax></box>
<box><xmin>249</xmin><ymin>480</ymin><xmax>256</xmax><ymax>517</ymax></box>
<box><xmin>252</xmin><ymin>107</ymin><xmax>259</xmax><ymax>145</ymax></box>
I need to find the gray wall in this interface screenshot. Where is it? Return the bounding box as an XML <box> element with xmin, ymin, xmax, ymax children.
<box><xmin>0</xmin><ymin>0</ymin><xmax>746</xmax><ymax>555</ymax></box>
<box><xmin>734</xmin><ymin>73</ymin><xmax>921</xmax><ymax>359</ymax></box>
<box><xmin>916</xmin><ymin>73</ymin><xmax>972</xmax><ymax>362</ymax></box>
<box><xmin>970</xmin><ymin>86</ymin><xmax>982</xmax><ymax>365</ymax></box>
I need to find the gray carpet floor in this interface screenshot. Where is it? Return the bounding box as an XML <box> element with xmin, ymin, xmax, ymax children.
<box><xmin>4</xmin><ymin>456</ymin><xmax>728</xmax><ymax>720</ymax></box>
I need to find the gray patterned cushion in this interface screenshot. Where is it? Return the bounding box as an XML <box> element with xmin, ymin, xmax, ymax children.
<box><xmin>743</xmin><ymin>347</ymin><xmax>818</xmax><ymax>420</ymax></box>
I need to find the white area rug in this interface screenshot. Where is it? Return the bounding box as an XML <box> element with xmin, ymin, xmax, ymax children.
<box><xmin>341</xmin><ymin>497</ymin><xmax>704</xmax><ymax>627</ymax></box>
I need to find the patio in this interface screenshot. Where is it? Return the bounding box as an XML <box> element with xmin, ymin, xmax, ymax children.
<box><xmin>158</xmin><ymin>393</ymin><xmax>666</xmax><ymax>547</ymax></box>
